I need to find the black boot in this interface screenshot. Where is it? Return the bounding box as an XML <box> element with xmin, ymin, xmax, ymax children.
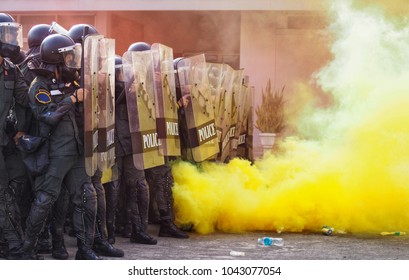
<box><xmin>130</xmin><ymin>231</ymin><xmax>158</xmax><ymax>245</ymax></box>
<box><xmin>0</xmin><ymin>242</ymin><xmax>8</xmax><ymax>259</ymax></box>
<box><xmin>93</xmin><ymin>239</ymin><xmax>124</xmax><ymax>257</ymax></box>
<box><xmin>36</xmin><ymin>229</ymin><xmax>52</xmax><ymax>254</ymax></box>
<box><xmin>75</xmin><ymin>248</ymin><xmax>102</xmax><ymax>260</ymax></box>
<box><xmin>159</xmin><ymin>220</ymin><xmax>189</xmax><ymax>239</ymax></box>
<box><xmin>52</xmin><ymin>240</ymin><xmax>69</xmax><ymax>260</ymax></box>
<box><xmin>75</xmin><ymin>239</ymin><xmax>102</xmax><ymax>260</ymax></box>
<box><xmin>130</xmin><ymin>224</ymin><xmax>157</xmax><ymax>245</ymax></box>
<box><xmin>19</xmin><ymin>240</ymin><xmax>44</xmax><ymax>260</ymax></box>
<box><xmin>0</xmin><ymin>229</ymin><xmax>9</xmax><ymax>259</ymax></box>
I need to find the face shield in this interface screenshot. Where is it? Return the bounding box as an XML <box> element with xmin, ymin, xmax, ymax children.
<box><xmin>49</xmin><ymin>21</ymin><xmax>69</xmax><ymax>36</ymax></box>
<box><xmin>58</xmin><ymin>43</ymin><xmax>82</xmax><ymax>69</ymax></box>
<box><xmin>115</xmin><ymin>63</ymin><xmax>124</xmax><ymax>82</ymax></box>
<box><xmin>0</xmin><ymin>22</ymin><xmax>23</xmax><ymax>58</ymax></box>
<box><xmin>0</xmin><ymin>22</ymin><xmax>23</xmax><ymax>47</ymax></box>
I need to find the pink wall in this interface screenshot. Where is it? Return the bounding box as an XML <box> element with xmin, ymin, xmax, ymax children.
<box><xmin>240</xmin><ymin>11</ymin><xmax>331</xmax><ymax>158</ymax></box>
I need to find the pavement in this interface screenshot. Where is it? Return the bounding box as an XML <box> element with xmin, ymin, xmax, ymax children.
<box><xmin>42</xmin><ymin>224</ymin><xmax>409</xmax><ymax>260</ymax></box>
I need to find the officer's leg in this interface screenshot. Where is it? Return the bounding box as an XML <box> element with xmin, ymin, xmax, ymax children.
<box><xmin>117</xmin><ymin>156</ymin><xmax>132</xmax><ymax>238</ymax></box>
<box><xmin>104</xmin><ymin>180</ymin><xmax>119</xmax><ymax>244</ymax></box>
<box><xmin>124</xmin><ymin>156</ymin><xmax>156</xmax><ymax>245</ymax></box>
<box><xmin>64</xmin><ymin>157</ymin><xmax>100</xmax><ymax>260</ymax></box>
<box><xmin>92</xmin><ymin>171</ymin><xmax>124</xmax><ymax>258</ymax></box>
<box><xmin>22</xmin><ymin>156</ymin><xmax>73</xmax><ymax>259</ymax></box>
<box><xmin>50</xmin><ymin>184</ymin><xmax>69</xmax><ymax>259</ymax></box>
<box><xmin>0</xmin><ymin>150</ymin><xmax>24</xmax><ymax>259</ymax></box>
<box><xmin>5</xmin><ymin>150</ymin><xmax>28</xmax><ymax>228</ymax></box>
<box><xmin>147</xmin><ymin>164</ymin><xmax>188</xmax><ymax>239</ymax></box>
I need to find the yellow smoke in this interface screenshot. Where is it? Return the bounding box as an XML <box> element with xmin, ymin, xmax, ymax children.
<box><xmin>172</xmin><ymin>0</ymin><xmax>409</xmax><ymax>235</ymax></box>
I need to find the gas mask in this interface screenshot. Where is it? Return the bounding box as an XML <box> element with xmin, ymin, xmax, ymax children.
<box><xmin>61</xmin><ymin>65</ymin><xmax>79</xmax><ymax>83</ymax></box>
<box><xmin>0</xmin><ymin>41</ymin><xmax>20</xmax><ymax>59</ymax></box>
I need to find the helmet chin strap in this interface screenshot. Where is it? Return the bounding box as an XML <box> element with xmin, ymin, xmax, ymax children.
<box><xmin>54</xmin><ymin>65</ymin><xmax>61</xmax><ymax>81</ymax></box>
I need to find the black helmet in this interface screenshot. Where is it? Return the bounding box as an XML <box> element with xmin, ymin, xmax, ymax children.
<box><xmin>0</xmin><ymin>13</ymin><xmax>15</xmax><ymax>23</ymax></box>
<box><xmin>173</xmin><ymin>57</ymin><xmax>184</xmax><ymax>69</ymax></box>
<box><xmin>68</xmin><ymin>23</ymin><xmax>99</xmax><ymax>44</ymax></box>
<box><xmin>40</xmin><ymin>34</ymin><xmax>76</xmax><ymax>64</ymax></box>
<box><xmin>0</xmin><ymin>13</ymin><xmax>22</xmax><ymax>58</ymax></box>
<box><xmin>28</xmin><ymin>24</ymin><xmax>52</xmax><ymax>49</ymax></box>
<box><xmin>128</xmin><ymin>42</ymin><xmax>151</xmax><ymax>52</ymax></box>
<box><xmin>115</xmin><ymin>54</ymin><xmax>122</xmax><ymax>66</ymax></box>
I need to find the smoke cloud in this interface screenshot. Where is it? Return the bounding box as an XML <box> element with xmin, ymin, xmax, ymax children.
<box><xmin>171</xmin><ymin>0</ymin><xmax>409</xmax><ymax>235</ymax></box>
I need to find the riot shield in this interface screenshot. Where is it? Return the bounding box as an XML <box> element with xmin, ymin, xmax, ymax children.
<box><xmin>205</xmin><ymin>62</ymin><xmax>224</xmax><ymax>161</ymax></box>
<box><xmin>215</xmin><ymin>63</ymin><xmax>234</xmax><ymax>163</ymax></box>
<box><xmin>235</xmin><ymin>76</ymin><xmax>250</xmax><ymax>159</ymax></box>
<box><xmin>229</xmin><ymin>69</ymin><xmax>244</xmax><ymax>159</ymax></box>
<box><xmin>242</xmin><ymin>85</ymin><xmax>255</xmax><ymax>161</ymax></box>
<box><xmin>83</xmin><ymin>35</ymin><xmax>100</xmax><ymax>176</ymax></box>
<box><xmin>151</xmin><ymin>43</ymin><xmax>180</xmax><ymax>157</ymax></box>
<box><xmin>96</xmin><ymin>37</ymin><xmax>116</xmax><ymax>172</ymax></box>
<box><xmin>122</xmin><ymin>50</ymin><xmax>164</xmax><ymax>170</ymax></box>
<box><xmin>175</xmin><ymin>54</ymin><xmax>219</xmax><ymax>162</ymax></box>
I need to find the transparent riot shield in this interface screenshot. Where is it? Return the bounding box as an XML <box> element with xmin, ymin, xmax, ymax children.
<box><xmin>122</xmin><ymin>50</ymin><xmax>164</xmax><ymax>170</ymax></box>
<box><xmin>83</xmin><ymin>35</ymin><xmax>100</xmax><ymax>176</ymax></box>
<box><xmin>175</xmin><ymin>54</ymin><xmax>219</xmax><ymax>162</ymax></box>
<box><xmin>215</xmin><ymin>63</ymin><xmax>234</xmax><ymax>163</ymax></box>
<box><xmin>235</xmin><ymin>76</ymin><xmax>250</xmax><ymax>159</ymax></box>
<box><xmin>243</xmin><ymin>85</ymin><xmax>255</xmax><ymax>161</ymax></box>
<box><xmin>151</xmin><ymin>43</ymin><xmax>180</xmax><ymax>157</ymax></box>
<box><xmin>96</xmin><ymin>37</ymin><xmax>116</xmax><ymax>173</ymax></box>
<box><xmin>229</xmin><ymin>69</ymin><xmax>244</xmax><ymax>159</ymax></box>
<box><xmin>205</xmin><ymin>62</ymin><xmax>224</xmax><ymax>160</ymax></box>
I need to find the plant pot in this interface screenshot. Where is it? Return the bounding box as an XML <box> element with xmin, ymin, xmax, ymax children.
<box><xmin>259</xmin><ymin>132</ymin><xmax>276</xmax><ymax>153</ymax></box>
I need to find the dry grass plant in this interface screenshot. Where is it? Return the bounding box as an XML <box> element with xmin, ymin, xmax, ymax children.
<box><xmin>255</xmin><ymin>79</ymin><xmax>285</xmax><ymax>133</ymax></box>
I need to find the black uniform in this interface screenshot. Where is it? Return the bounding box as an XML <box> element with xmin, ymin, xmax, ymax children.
<box><xmin>115</xmin><ymin>80</ymin><xmax>157</xmax><ymax>244</ymax></box>
<box><xmin>21</xmin><ymin>73</ymin><xmax>99</xmax><ymax>259</ymax></box>
<box><xmin>0</xmin><ymin>57</ymin><xmax>29</xmax><ymax>259</ymax></box>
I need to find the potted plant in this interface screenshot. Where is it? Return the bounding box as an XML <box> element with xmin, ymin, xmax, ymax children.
<box><xmin>255</xmin><ymin>79</ymin><xmax>285</xmax><ymax>152</ymax></box>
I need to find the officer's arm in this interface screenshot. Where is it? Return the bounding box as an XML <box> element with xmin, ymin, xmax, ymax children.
<box><xmin>13</xmin><ymin>71</ymin><xmax>30</xmax><ymax>107</ymax></box>
<box><xmin>14</xmin><ymin>103</ymin><xmax>29</xmax><ymax>132</ymax></box>
<box><xmin>13</xmin><ymin>71</ymin><xmax>30</xmax><ymax>132</ymax></box>
<box><xmin>38</xmin><ymin>88</ymin><xmax>85</xmax><ymax>126</ymax></box>
<box><xmin>29</xmin><ymin>87</ymin><xmax>71</xmax><ymax>127</ymax></box>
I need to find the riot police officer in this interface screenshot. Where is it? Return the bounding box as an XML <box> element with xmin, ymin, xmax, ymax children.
<box><xmin>21</xmin><ymin>33</ymin><xmax>101</xmax><ymax>260</ymax></box>
<box><xmin>68</xmin><ymin>23</ymin><xmax>124</xmax><ymax>257</ymax></box>
<box><xmin>17</xmin><ymin>23</ymin><xmax>55</xmax><ymax>257</ymax></box>
<box><xmin>115</xmin><ymin>47</ymin><xmax>157</xmax><ymax>245</ymax></box>
<box><xmin>0</xmin><ymin>12</ymin><xmax>29</xmax><ymax>259</ymax></box>
<box><xmin>127</xmin><ymin>42</ymin><xmax>188</xmax><ymax>239</ymax></box>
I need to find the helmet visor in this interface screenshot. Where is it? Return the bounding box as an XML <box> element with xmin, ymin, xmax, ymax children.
<box><xmin>49</xmin><ymin>21</ymin><xmax>69</xmax><ymax>36</ymax></box>
<box><xmin>0</xmin><ymin>22</ymin><xmax>23</xmax><ymax>47</ymax></box>
<box><xmin>59</xmin><ymin>43</ymin><xmax>82</xmax><ymax>69</ymax></box>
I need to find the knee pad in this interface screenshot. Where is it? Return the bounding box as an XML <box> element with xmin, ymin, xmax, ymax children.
<box><xmin>33</xmin><ymin>191</ymin><xmax>55</xmax><ymax>211</ymax></box>
<box><xmin>24</xmin><ymin>191</ymin><xmax>55</xmax><ymax>241</ymax></box>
